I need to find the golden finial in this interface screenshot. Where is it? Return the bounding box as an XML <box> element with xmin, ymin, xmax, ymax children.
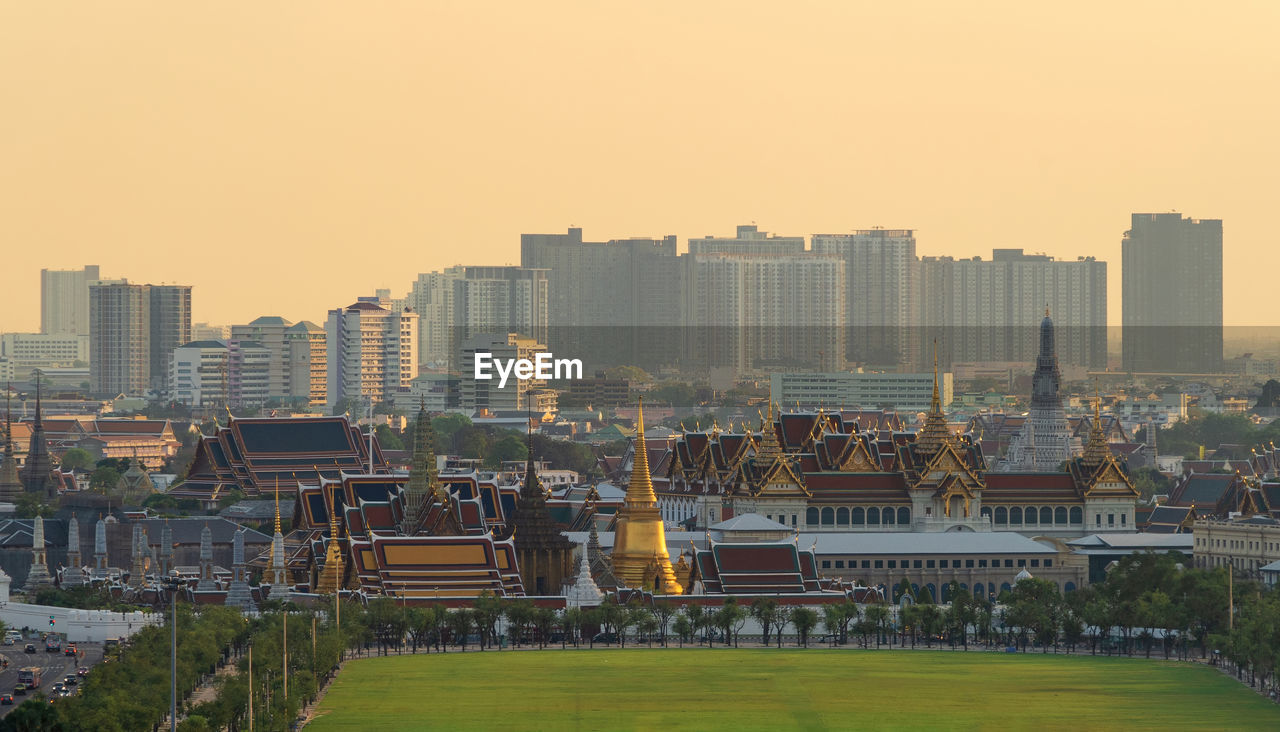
<box><xmin>273</xmin><ymin>474</ymin><xmax>282</xmax><ymax>535</ymax></box>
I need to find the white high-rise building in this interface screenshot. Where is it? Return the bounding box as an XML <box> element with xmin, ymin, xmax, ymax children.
<box><xmin>41</xmin><ymin>265</ymin><xmax>99</xmax><ymax>336</ymax></box>
<box><xmin>688</xmin><ymin>224</ymin><xmax>806</xmax><ymax>255</ymax></box>
<box><xmin>325</xmin><ymin>298</ymin><xmax>418</xmax><ymax>412</ymax></box>
<box><xmin>285</xmin><ymin>321</ymin><xmax>327</xmax><ymax>408</ymax></box>
<box><xmin>405</xmin><ymin>266</ymin><xmax>549</xmax><ymax>369</ymax></box>
<box><xmin>812</xmin><ymin>230</ymin><xmax>918</xmax><ymax>368</ymax></box>
<box><xmin>170</xmin><ymin>339</ymin><xmax>272</xmax><ymax>409</ymax></box>
<box><xmin>406</xmin><ymin>268</ymin><xmax>462</xmax><ymax>367</ymax></box>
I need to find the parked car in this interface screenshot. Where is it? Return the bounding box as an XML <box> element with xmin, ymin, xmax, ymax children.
<box><xmin>591</xmin><ymin>632</ymin><xmax>618</xmax><ymax>644</ymax></box>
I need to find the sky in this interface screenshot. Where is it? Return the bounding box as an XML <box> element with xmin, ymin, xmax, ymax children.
<box><xmin>2</xmin><ymin>2</ymin><xmax>1278</xmax><ymax>332</ymax></box>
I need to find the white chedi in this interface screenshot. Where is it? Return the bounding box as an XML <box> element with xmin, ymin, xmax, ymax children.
<box><xmin>565</xmin><ymin>550</ymin><xmax>603</xmax><ymax>608</ymax></box>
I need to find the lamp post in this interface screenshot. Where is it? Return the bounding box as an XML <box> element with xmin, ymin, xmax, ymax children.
<box><xmin>160</xmin><ymin>574</ymin><xmax>182</xmax><ymax>732</ymax></box>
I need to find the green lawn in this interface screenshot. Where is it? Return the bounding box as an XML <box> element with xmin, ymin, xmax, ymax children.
<box><xmin>309</xmin><ymin>648</ymin><xmax>1279</xmax><ymax>730</ymax></box>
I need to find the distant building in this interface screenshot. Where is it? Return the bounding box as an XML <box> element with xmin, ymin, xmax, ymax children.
<box><xmin>89</xmin><ymin>281</ymin><xmax>192</xmax><ymax>395</ymax></box>
<box><xmin>391</xmin><ymin>373</ymin><xmax>458</xmax><ymax>413</ymax></box>
<box><xmin>231</xmin><ymin>316</ymin><xmax>294</xmax><ymax>400</ymax></box>
<box><xmin>285</xmin><ymin>321</ymin><xmax>326</xmax><ymax>407</ymax></box>
<box><xmin>459</xmin><ymin>333</ymin><xmax>557</xmax><ymax>413</ymax></box>
<box><xmin>770</xmin><ymin>371</ymin><xmax>951</xmax><ymax>413</ymax></box>
<box><xmin>1122</xmin><ymin>212</ymin><xmax>1223</xmax><ymax>374</ymax></box>
<box><xmin>1192</xmin><ymin>516</ymin><xmax>1280</xmax><ymax>578</ymax></box>
<box><xmin>169</xmin><ymin>339</ymin><xmax>272</xmax><ymax>409</ymax></box>
<box><xmin>919</xmin><ymin>249</ymin><xmax>1107</xmax><ymax>369</ymax></box>
<box><xmin>325</xmin><ymin>298</ymin><xmax>418</xmax><ymax>412</ymax></box>
<box><xmin>192</xmin><ymin>323</ymin><xmax>230</xmax><ymax>341</ymax></box>
<box><xmin>812</xmin><ymin>230</ymin><xmax>918</xmax><ymax>368</ymax></box>
<box><xmin>40</xmin><ymin>265</ymin><xmax>99</xmax><ymax>336</ymax></box>
<box><xmin>688</xmin><ymin>224</ymin><xmax>805</xmax><ymax>255</ymax></box>
<box><xmin>0</xmin><ymin>333</ymin><xmax>90</xmax><ymax>369</ymax></box>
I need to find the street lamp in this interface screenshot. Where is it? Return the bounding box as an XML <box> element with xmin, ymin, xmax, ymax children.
<box><xmin>160</xmin><ymin>573</ymin><xmax>183</xmax><ymax>732</ymax></box>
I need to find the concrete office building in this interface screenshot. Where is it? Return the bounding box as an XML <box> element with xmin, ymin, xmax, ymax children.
<box><xmin>89</xmin><ymin>282</ymin><xmax>150</xmax><ymax>395</ymax></box>
<box><xmin>688</xmin><ymin>224</ymin><xmax>806</xmax><ymax>255</ymax></box>
<box><xmin>0</xmin><ymin>333</ymin><xmax>90</xmax><ymax>369</ymax></box>
<box><xmin>285</xmin><ymin>321</ymin><xmax>327</xmax><ymax>407</ymax></box>
<box><xmin>40</xmin><ymin>265</ymin><xmax>99</xmax><ymax>337</ymax></box>
<box><xmin>1122</xmin><ymin>213</ymin><xmax>1223</xmax><ymax>374</ymax></box>
<box><xmin>231</xmin><ymin>316</ymin><xmax>293</xmax><ymax>400</ymax></box>
<box><xmin>170</xmin><ymin>339</ymin><xmax>272</xmax><ymax>409</ymax></box>
<box><xmin>148</xmin><ymin>285</ymin><xmax>192</xmax><ymax>392</ymax></box>
<box><xmin>770</xmin><ymin>371</ymin><xmax>953</xmax><ymax>413</ymax></box>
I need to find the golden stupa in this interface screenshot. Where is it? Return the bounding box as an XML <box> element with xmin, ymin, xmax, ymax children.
<box><xmin>610</xmin><ymin>397</ymin><xmax>683</xmax><ymax>594</ymax></box>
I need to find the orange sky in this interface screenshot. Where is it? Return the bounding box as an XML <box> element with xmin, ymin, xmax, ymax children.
<box><xmin>2</xmin><ymin>2</ymin><xmax>1277</xmax><ymax>332</ymax></box>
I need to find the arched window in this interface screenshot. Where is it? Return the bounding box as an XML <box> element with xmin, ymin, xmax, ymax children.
<box><xmin>836</xmin><ymin>507</ymin><xmax>849</xmax><ymax>525</ymax></box>
<box><xmin>806</xmin><ymin>507</ymin><xmax>819</xmax><ymax>526</ymax></box>
<box><xmin>852</xmin><ymin>507</ymin><xmax>865</xmax><ymax>525</ymax></box>
<box><xmin>1025</xmin><ymin>507</ymin><xmax>1037</xmax><ymax>525</ymax></box>
<box><xmin>1070</xmin><ymin>507</ymin><xmax>1083</xmax><ymax>524</ymax></box>
<box><xmin>1000</xmin><ymin>582</ymin><xmax>1012</xmax><ymax>594</ymax></box>
<box><xmin>974</xmin><ymin>584</ymin><xmax>985</xmax><ymax>600</ymax></box>
<box><xmin>995</xmin><ymin>507</ymin><xmax>1008</xmax><ymax>525</ymax></box>
<box><xmin>1010</xmin><ymin>507</ymin><xmax>1022</xmax><ymax>524</ymax></box>
<box><xmin>941</xmin><ymin>583</ymin><xmax>951</xmax><ymax>603</ymax></box>
<box><xmin>821</xmin><ymin>507</ymin><xmax>835</xmax><ymax>526</ymax></box>
<box><xmin>883</xmin><ymin>507</ymin><xmax>896</xmax><ymax>525</ymax></box>
<box><xmin>1064</xmin><ymin>582</ymin><xmax>1077</xmax><ymax>593</ymax></box>
<box><xmin>868</xmin><ymin>507</ymin><xmax>881</xmax><ymax>525</ymax></box>
<box><xmin>1040</xmin><ymin>507</ymin><xmax>1053</xmax><ymax>525</ymax></box>
<box><xmin>898</xmin><ymin>507</ymin><xmax>911</xmax><ymax>525</ymax></box>
<box><xmin>988</xmin><ymin>582</ymin><xmax>996</xmax><ymax>597</ymax></box>
<box><xmin>1055</xmin><ymin>507</ymin><xmax>1068</xmax><ymax>525</ymax></box>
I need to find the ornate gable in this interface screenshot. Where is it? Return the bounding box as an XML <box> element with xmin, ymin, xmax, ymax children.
<box><xmin>838</xmin><ymin>437</ymin><xmax>879</xmax><ymax>473</ymax></box>
<box><xmin>1084</xmin><ymin>456</ymin><xmax>1139</xmax><ymax>498</ymax></box>
<box><xmin>917</xmin><ymin>441</ymin><xmax>984</xmax><ymax>491</ymax></box>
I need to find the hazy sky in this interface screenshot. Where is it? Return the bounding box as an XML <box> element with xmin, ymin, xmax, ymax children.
<box><xmin>3</xmin><ymin>2</ymin><xmax>1277</xmax><ymax>332</ymax></box>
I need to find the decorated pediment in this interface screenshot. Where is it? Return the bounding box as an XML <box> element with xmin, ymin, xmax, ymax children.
<box><xmin>919</xmin><ymin>442</ymin><xmax>984</xmax><ymax>490</ymax></box>
<box><xmin>838</xmin><ymin>438</ymin><xmax>878</xmax><ymax>473</ymax></box>
<box><xmin>755</xmin><ymin>457</ymin><xmax>810</xmax><ymax>497</ymax></box>
<box><xmin>1084</xmin><ymin>457</ymin><xmax>1138</xmax><ymax>497</ymax></box>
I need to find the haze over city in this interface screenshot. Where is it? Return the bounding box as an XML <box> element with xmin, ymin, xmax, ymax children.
<box><xmin>3</xmin><ymin>2</ymin><xmax>1278</xmax><ymax>331</ymax></box>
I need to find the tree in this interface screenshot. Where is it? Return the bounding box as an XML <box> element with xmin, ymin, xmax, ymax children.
<box><xmin>449</xmin><ymin>609</ymin><xmax>474</xmax><ymax>651</ymax></box>
<box><xmin>749</xmin><ymin>597</ymin><xmax>780</xmax><ymax>647</ymax></box>
<box><xmin>864</xmin><ymin>604</ymin><xmax>890</xmax><ymax>649</ymax></box>
<box><xmin>790</xmin><ymin>607</ymin><xmax>819</xmax><ymax>648</ymax></box>
<box><xmin>14</xmin><ymin>493</ymin><xmax>54</xmax><ymax>519</ymax></box>
<box><xmin>89</xmin><ymin>466</ymin><xmax>122</xmax><ymax>493</ymax></box>
<box><xmin>485</xmin><ymin>434</ymin><xmax>528</xmax><ymax>468</ymax></box>
<box><xmin>672</xmin><ymin>613</ymin><xmax>692</xmax><ymax>648</ymax></box>
<box><xmin>59</xmin><ymin>447</ymin><xmax>94</xmax><ymax>472</ymax></box>
<box><xmin>652</xmin><ymin>601</ymin><xmax>677</xmax><ymax>647</ymax></box>
<box><xmin>374</xmin><ymin>424</ymin><xmax>404</xmax><ymax>451</ymax></box>
<box><xmin>717</xmin><ymin>597</ymin><xmax>747</xmax><ymax>647</ymax></box>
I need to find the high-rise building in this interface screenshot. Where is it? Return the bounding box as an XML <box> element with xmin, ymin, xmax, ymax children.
<box><xmin>1122</xmin><ymin>213</ymin><xmax>1223</xmax><ymax>374</ymax></box>
<box><xmin>149</xmin><ymin>285</ymin><xmax>192</xmax><ymax>391</ymax></box>
<box><xmin>688</xmin><ymin>224</ymin><xmax>805</xmax><ymax>255</ymax></box>
<box><xmin>231</xmin><ymin>316</ymin><xmax>293</xmax><ymax>400</ymax></box>
<box><xmin>812</xmin><ymin>229</ymin><xmax>918</xmax><ymax>368</ymax></box>
<box><xmin>919</xmin><ymin>249</ymin><xmax>1106</xmax><ymax>369</ymax></box>
<box><xmin>89</xmin><ymin>281</ymin><xmax>192</xmax><ymax>396</ymax></box>
<box><xmin>458</xmin><ymin>333</ymin><xmax>557</xmax><ymax>413</ymax></box>
<box><xmin>285</xmin><ymin>321</ymin><xmax>327</xmax><ymax>407</ymax></box>
<box><xmin>406</xmin><ymin>268</ymin><xmax>461</xmax><ymax>367</ymax></box>
<box><xmin>89</xmin><ymin>281</ymin><xmax>151</xmax><ymax>395</ymax></box>
<box><xmin>681</xmin><ymin>249</ymin><xmax>845</xmax><ymax>377</ymax></box>
<box><xmin>325</xmin><ymin>298</ymin><xmax>418</xmax><ymax>412</ymax></box>
<box><xmin>40</xmin><ymin>265</ymin><xmax>99</xmax><ymax>336</ymax></box>
<box><xmin>0</xmin><ymin>333</ymin><xmax>90</xmax><ymax>369</ymax></box>
<box><xmin>520</xmin><ymin>228</ymin><xmax>680</xmax><ymax>370</ymax></box>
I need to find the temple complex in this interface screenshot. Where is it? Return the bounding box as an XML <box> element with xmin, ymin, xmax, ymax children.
<box><xmin>0</xmin><ymin>389</ymin><xmax>23</xmax><ymax>503</ymax></box>
<box><xmin>610</xmin><ymin>398</ymin><xmax>683</xmax><ymax>594</ymax></box>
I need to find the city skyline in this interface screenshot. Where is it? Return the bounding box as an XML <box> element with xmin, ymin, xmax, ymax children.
<box><xmin>3</xmin><ymin>3</ymin><xmax>1277</xmax><ymax>331</ymax></box>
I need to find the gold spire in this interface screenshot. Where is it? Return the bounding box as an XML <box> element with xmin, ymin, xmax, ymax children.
<box><xmin>273</xmin><ymin>475</ymin><xmax>282</xmax><ymax>535</ymax></box>
<box><xmin>757</xmin><ymin>400</ymin><xmax>784</xmax><ymax>462</ymax></box>
<box><xmin>1082</xmin><ymin>385</ymin><xmax>1110</xmax><ymax>469</ymax></box>
<box><xmin>625</xmin><ymin>397</ymin><xmax>657</xmax><ymax>505</ymax></box>
<box><xmin>916</xmin><ymin>340</ymin><xmax>953</xmax><ymax>456</ymax></box>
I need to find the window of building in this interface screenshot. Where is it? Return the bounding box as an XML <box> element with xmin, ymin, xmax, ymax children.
<box><xmin>835</xmin><ymin>560</ymin><xmax>845</xmax><ymax>569</ymax></box>
<box><xmin>953</xmin><ymin>560</ymin><xmax>962</xmax><ymax>569</ymax></box>
<box><xmin>1031</xmin><ymin>559</ymin><xmax>1040</xmax><ymax>567</ymax></box>
<box><xmin>913</xmin><ymin>560</ymin><xmax>922</xmax><ymax>569</ymax></box>
<box><xmin>1120</xmin><ymin>514</ymin><xmax>1126</xmax><ymax>526</ymax></box>
<box><xmin>862</xmin><ymin>560</ymin><xmax>870</xmax><ymax>569</ymax></box>
<box><xmin>888</xmin><ymin>560</ymin><xmax>897</xmax><ymax>569</ymax></box>
<box><xmin>926</xmin><ymin>559</ymin><xmax>935</xmax><ymax>569</ymax></box>
<box><xmin>1108</xmin><ymin>513</ymin><xmax>1115</xmax><ymax>526</ymax></box>
<box><xmin>822</xmin><ymin>560</ymin><xmax>831</xmax><ymax>569</ymax></box>
<box><xmin>874</xmin><ymin>560</ymin><xmax>883</xmax><ymax>569</ymax></box>
<box><xmin>978</xmin><ymin>559</ymin><xmax>987</xmax><ymax>568</ymax></box>
<box><xmin>1004</xmin><ymin>559</ymin><xmax>1014</xmax><ymax>568</ymax></box>
<box><xmin>965</xmin><ymin>559</ymin><xmax>974</xmax><ymax>568</ymax></box>
<box><xmin>1017</xmin><ymin>559</ymin><xmax>1026</xmax><ymax>567</ymax></box>
<box><xmin>1096</xmin><ymin>514</ymin><xmax>1102</xmax><ymax>526</ymax></box>
<box><xmin>1044</xmin><ymin>559</ymin><xmax>1052</xmax><ymax>568</ymax></box>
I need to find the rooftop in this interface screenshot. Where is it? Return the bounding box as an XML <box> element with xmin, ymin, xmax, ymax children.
<box><xmin>798</xmin><ymin>531</ymin><xmax>1058</xmax><ymax>556</ymax></box>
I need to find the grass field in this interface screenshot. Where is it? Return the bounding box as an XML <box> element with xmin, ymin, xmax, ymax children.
<box><xmin>308</xmin><ymin>648</ymin><xmax>1279</xmax><ymax>730</ymax></box>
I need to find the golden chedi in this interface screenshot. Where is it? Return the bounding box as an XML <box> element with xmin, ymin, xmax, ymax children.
<box><xmin>610</xmin><ymin>398</ymin><xmax>683</xmax><ymax>594</ymax></box>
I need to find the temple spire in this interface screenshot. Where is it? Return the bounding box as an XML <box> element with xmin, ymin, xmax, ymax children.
<box><xmin>916</xmin><ymin>340</ymin><xmax>952</xmax><ymax>457</ymax></box>
<box><xmin>611</xmin><ymin>397</ymin><xmax>682</xmax><ymax>594</ymax></box>
<box><xmin>0</xmin><ymin>385</ymin><xmax>22</xmax><ymax>502</ymax></box>
<box><xmin>624</xmin><ymin>397</ymin><xmax>657</xmax><ymax>505</ymax></box>
<box><xmin>401</xmin><ymin>399</ymin><xmax>436</xmax><ymax>535</ymax></box>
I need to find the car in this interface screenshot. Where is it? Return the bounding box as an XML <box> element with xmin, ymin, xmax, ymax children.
<box><xmin>1</xmin><ymin>694</ymin><xmax>12</xmax><ymax>705</ymax></box>
<box><xmin>23</xmin><ymin>644</ymin><xmax>35</xmax><ymax>654</ymax></box>
<box><xmin>64</xmin><ymin>675</ymin><xmax>77</xmax><ymax>686</ymax></box>
<box><xmin>76</xmin><ymin>667</ymin><xmax>89</xmax><ymax>677</ymax></box>
<box><xmin>64</xmin><ymin>645</ymin><xmax>76</xmax><ymax>657</ymax></box>
<box><xmin>52</xmin><ymin>683</ymin><xmax>65</xmax><ymax>694</ymax></box>
<box><xmin>590</xmin><ymin>632</ymin><xmax>618</xmax><ymax>644</ymax></box>
<box><xmin>13</xmin><ymin>684</ymin><xmax>26</xmax><ymax>696</ymax></box>
<box><xmin>2</xmin><ymin>637</ymin><xmax>12</xmax><ymax>646</ymax></box>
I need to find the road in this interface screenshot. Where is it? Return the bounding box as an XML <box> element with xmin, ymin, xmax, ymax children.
<box><xmin>0</xmin><ymin>638</ymin><xmax>105</xmax><ymax>716</ymax></box>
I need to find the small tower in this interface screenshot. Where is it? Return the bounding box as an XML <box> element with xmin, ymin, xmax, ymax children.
<box><xmin>565</xmin><ymin>549</ymin><xmax>603</xmax><ymax>608</ymax></box>
<box><xmin>196</xmin><ymin>522</ymin><xmax>217</xmax><ymax>592</ymax></box>
<box><xmin>94</xmin><ymin>515</ymin><xmax>108</xmax><ymax>576</ymax></box>
<box><xmin>267</xmin><ymin>483</ymin><xmax>287</xmax><ymax>586</ymax></box>
<box><xmin>399</xmin><ymin>400</ymin><xmax>436</xmax><ymax>536</ymax></box>
<box><xmin>20</xmin><ymin>379</ymin><xmax>53</xmax><ymax>494</ymax></box>
<box><xmin>610</xmin><ymin>398</ymin><xmax>683</xmax><ymax>594</ymax></box>
<box><xmin>159</xmin><ymin>520</ymin><xmax>174</xmax><ymax>576</ymax></box>
<box><xmin>22</xmin><ymin>514</ymin><xmax>55</xmax><ymax>592</ymax></box>
<box><xmin>62</xmin><ymin>514</ymin><xmax>83</xmax><ymax>587</ymax></box>
<box><xmin>0</xmin><ymin>386</ymin><xmax>24</xmax><ymax>502</ymax></box>
<box><xmin>509</xmin><ymin>428</ymin><xmax>573</xmax><ymax>596</ymax></box>
<box><xmin>128</xmin><ymin>523</ymin><xmax>146</xmax><ymax>588</ymax></box>
<box><xmin>224</xmin><ymin>527</ymin><xmax>255</xmax><ymax>611</ymax></box>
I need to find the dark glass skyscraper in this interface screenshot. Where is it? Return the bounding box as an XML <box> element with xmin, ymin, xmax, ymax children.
<box><xmin>1122</xmin><ymin>213</ymin><xmax>1223</xmax><ymax>374</ymax></box>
